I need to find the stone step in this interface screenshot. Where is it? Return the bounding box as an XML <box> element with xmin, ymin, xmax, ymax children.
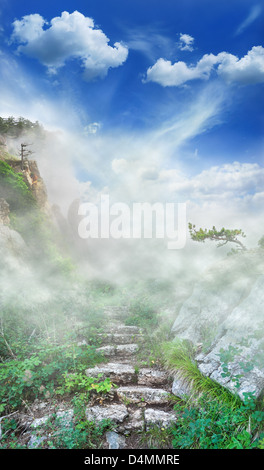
<box><xmin>117</xmin><ymin>386</ymin><xmax>170</xmax><ymax>405</ymax></box>
<box><xmin>144</xmin><ymin>408</ymin><xmax>176</xmax><ymax>430</ymax></box>
<box><xmin>96</xmin><ymin>343</ymin><xmax>139</xmax><ymax>357</ymax></box>
<box><xmin>97</xmin><ymin>333</ymin><xmax>143</xmax><ymax>345</ymax></box>
<box><xmin>108</xmin><ymin>325</ymin><xmax>143</xmax><ymax>335</ymax></box>
<box><xmin>85</xmin><ymin>404</ymin><xmax>129</xmax><ymax>424</ymax></box>
<box><xmin>103</xmin><ymin>306</ymin><xmax>130</xmax><ymax>319</ymax></box>
<box><xmin>85</xmin><ymin>363</ymin><xmax>137</xmax><ymax>384</ymax></box>
<box><xmin>137</xmin><ymin>368</ymin><xmax>169</xmax><ymax>387</ymax></box>
<box><xmin>85</xmin><ymin>363</ymin><xmax>169</xmax><ymax>387</ymax></box>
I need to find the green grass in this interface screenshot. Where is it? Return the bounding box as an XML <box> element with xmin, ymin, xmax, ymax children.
<box><xmin>162</xmin><ymin>339</ymin><xmax>241</xmax><ymax>406</ymax></box>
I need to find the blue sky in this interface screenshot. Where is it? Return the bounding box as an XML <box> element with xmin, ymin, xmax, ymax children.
<box><xmin>0</xmin><ymin>0</ymin><xmax>264</xmax><ymax>249</ymax></box>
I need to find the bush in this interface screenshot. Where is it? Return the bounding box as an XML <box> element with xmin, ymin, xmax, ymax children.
<box><xmin>171</xmin><ymin>392</ymin><xmax>264</xmax><ymax>449</ymax></box>
<box><xmin>0</xmin><ymin>339</ymin><xmax>106</xmax><ymax>414</ymax></box>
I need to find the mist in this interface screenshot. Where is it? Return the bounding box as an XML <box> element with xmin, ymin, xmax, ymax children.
<box><xmin>3</xmin><ymin>96</ymin><xmax>263</xmax><ymax>288</ymax></box>
<box><xmin>0</xmin><ymin>51</ymin><xmax>263</xmax><ymax>346</ymax></box>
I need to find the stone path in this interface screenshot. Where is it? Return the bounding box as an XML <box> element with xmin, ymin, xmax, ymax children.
<box><xmin>84</xmin><ymin>316</ymin><xmax>176</xmax><ymax>448</ymax></box>
<box><xmin>18</xmin><ymin>310</ymin><xmax>177</xmax><ymax>449</ymax></box>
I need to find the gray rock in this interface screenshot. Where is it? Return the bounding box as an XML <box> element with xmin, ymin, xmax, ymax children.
<box><xmin>138</xmin><ymin>368</ymin><xmax>168</xmax><ymax>386</ymax></box>
<box><xmin>110</xmin><ymin>325</ymin><xmax>143</xmax><ymax>335</ymax></box>
<box><xmin>56</xmin><ymin>409</ymin><xmax>74</xmax><ymax>428</ymax></box>
<box><xmin>172</xmin><ymin>374</ymin><xmax>192</xmax><ymax>398</ymax></box>
<box><xmin>106</xmin><ymin>431</ymin><xmax>126</xmax><ymax>449</ymax></box>
<box><xmin>96</xmin><ymin>345</ymin><xmax>116</xmax><ymax>356</ymax></box>
<box><xmin>120</xmin><ymin>409</ymin><xmax>144</xmax><ymax>432</ymax></box>
<box><xmin>28</xmin><ymin>434</ymin><xmax>47</xmax><ymax>449</ymax></box>
<box><xmin>97</xmin><ymin>333</ymin><xmax>143</xmax><ymax>345</ymax></box>
<box><xmin>96</xmin><ymin>343</ymin><xmax>139</xmax><ymax>357</ymax></box>
<box><xmin>116</xmin><ymin>344</ymin><xmax>139</xmax><ymax>356</ymax></box>
<box><xmin>144</xmin><ymin>409</ymin><xmax>176</xmax><ymax>429</ymax></box>
<box><xmin>31</xmin><ymin>415</ymin><xmax>52</xmax><ymax>429</ymax></box>
<box><xmin>0</xmin><ymin>224</ymin><xmax>28</xmax><ymax>259</ymax></box>
<box><xmin>117</xmin><ymin>386</ymin><xmax>169</xmax><ymax>404</ymax></box>
<box><xmin>171</xmin><ymin>252</ymin><xmax>264</xmax><ymax>399</ymax></box>
<box><xmin>85</xmin><ymin>404</ymin><xmax>128</xmax><ymax>424</ymax></box>
<box><xmin>85</xmin><ymin>363</ymin><xmax>137</xmax><ymax>384</ymax></box>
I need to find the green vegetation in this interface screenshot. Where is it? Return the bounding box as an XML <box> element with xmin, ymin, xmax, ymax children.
<box><xmin>188</xmin><ymin>223</ymin><xmax>247</xmax><ymax>251</ymax></box>
<box><xmin>0</xmin><ymin>116</ymin><xmax>44</xmax><ymax>140</ymax></box>
<box><xmin>0</xmin><ymin>158</ymin><xmax>75</xmax><ymax>275</ymax></box>
<box><xmin>0</xmin><ymin>160</ymin><xmax>36</xmax><ymax>213</ymax></box>
<box><xmin>0</xmin><ymin>340</ymin><xmax>107</xmax><ymax>414</ymax></box>
<box><xmin>258</xmin><ymin>235</ymin><xmax>264</xmax><ymax>249</ymax></box>
<box><xmin>162</xmin><ymin>339</ymin><xmax>241</xmax><ymax>406</ymax></box>
<box><xmin>171</xmin><ymin>392</ymin><xmax>264</xmax><ymax>449</ymax></box>
<box><xmin>1</xmin><ymin>116</ymin><xmax>264</xmax><ymax>449</ymax></box>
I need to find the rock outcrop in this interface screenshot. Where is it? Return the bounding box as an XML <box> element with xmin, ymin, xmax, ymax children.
<box><xmin>171</xmin><ymin>250</ymin><xmax>264</xmax><ymax>399</ymax></box>
<box><xmin>0</xmin><ymin>198</ymin><xmax>10</xmax><ymax>225</ymax></box>
<box><xmin>4</xmin><ymin>158</ymin><xmax>49</xmax><ymax>213</ymax></box>
<box><xmin>0</xmin><ymin>197</ymin><xmax>28</xmax><ymax>267</ymax></box>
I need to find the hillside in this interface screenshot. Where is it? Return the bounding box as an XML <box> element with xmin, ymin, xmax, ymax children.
<box><xmin>0</xmin><ymin>117</ymin><xmax>264</xmax><ymax>451</ymax></box>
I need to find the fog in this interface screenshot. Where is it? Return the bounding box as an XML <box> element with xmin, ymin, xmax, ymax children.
<box><xmin>3</xmin><ymin>102</ymin><xmax>264</xmax><ymax>289</ymax></box>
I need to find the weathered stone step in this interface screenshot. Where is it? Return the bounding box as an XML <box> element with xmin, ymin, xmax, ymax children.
<box><xmin>97</xmin><ymin>333</ymin><xmax>143</xmax><ymax>345</ymax></box>
<box><xmin>137</xmin><ymin>368</ymin><xmax>169</xmax><ymax>386</ymax></box>
<box><xmin>108</xmin><ymin>325</ymin><xmax>143</xmax><ymax>335</ymax></box>
<box><xmin>144</xmin><ymin>408</ymin><xmax>176</xmax><ymax>430</ymax></box>
<box><xmin>103</xmin><ymin>306</ymin><xmax>130</xmax><ymax>319</ymax></box>
<box><xmin>85</xmin><ymin>363</ymin><xmax>169</xmax><ymax>387</ymax></box>
<box><xmin>85</xmin><ymin>363</ymin><xmax>137</xmax><ymax>384</ymax></box>
<box><xmin>96</xmin><ymin>343</ymin><xmax>139</xmax><ymax>357</ymax></box>
<box><xmin>85</xmin><ymin>404</ymin><xmax>129</xmax><ymax>424</ymax></box>
<box><xmin>117</xmin><ymin>386</ymin><xmax>170</xmax><ymax>405</ymax></box>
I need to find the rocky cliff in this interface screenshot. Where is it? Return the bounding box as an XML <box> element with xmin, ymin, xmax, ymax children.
<box><xmin>2</xmin><ymin>157</ymin><xmax>49</xmax><ymax>213</ymax></box>
<box><xmin>171</xmin><ymin>250</ymin><xmax>264</xmax><ymax>400</ymax></box>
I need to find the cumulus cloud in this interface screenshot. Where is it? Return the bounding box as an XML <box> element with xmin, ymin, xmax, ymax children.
<box><xmin>179</xmin><ymin>33</ymin><xmax>194</xmax><ymax>51</ymax></box>
<box><xmin>145</xmin><ymin>46</ymin><xmax>264</xmax><ymax>87</ymax></box>
<box><xmin>11</xmin><ymin>11</ymin><xmax>128</xmax><ymax>80</ymax></box>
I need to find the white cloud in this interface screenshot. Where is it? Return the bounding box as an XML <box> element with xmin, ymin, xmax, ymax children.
<box><xmin>84</xmin><ymin>122</ymin><xmax>101</xmax><ymax>135</ymax></box>
<box><xmin>217</xmin><ymin>46</ymin><xmax>264</xmax><ymax>84</ymax></box>
<box><xmin>235</xmin><ymin>4</ymin><xmax>262</xmax><ymax>36</ymax></box>
<box><xmin>145</xmin><ymin>46</ymin><xmax>264</xmax><ymax>87</ymax></box>
<box><xmin>111</xmin><ymin>158</ymin><xmax>128</xmax><ymax>174</ymax></box>
<box><xmin>169</xmin><ymin>162</ymin><xmax>264</xmax><ymax>198</ymax></box>
<box><xmin>179</xmin><ymin>33</ymin><xmax>194</xmax><ymax>51</ymax></box>
<box><xmin>123</xmin><ymin>25</ymin><xmax>178</xmax><ymax>62</ymax></box>
<box><xmin>11</xmin><ymin>11</ymin><xmax>128</xmax><ymax>80</ymax></box>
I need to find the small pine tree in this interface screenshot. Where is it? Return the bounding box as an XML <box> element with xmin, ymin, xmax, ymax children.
<box><xmin>188</xmin><ymin>223</ymin><xmax>247</xmax><ymax>251</ymax></box>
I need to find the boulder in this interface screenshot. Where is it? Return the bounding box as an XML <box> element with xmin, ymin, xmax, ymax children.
<box><xmin>171</xmin><ymin>251</ymin><xmax>264</xmax><ymax>399</ymax></box>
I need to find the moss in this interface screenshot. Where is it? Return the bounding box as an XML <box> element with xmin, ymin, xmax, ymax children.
<box><xmin>0</xmin><ymin>160</ymin><xmax>36</xmax><ymax>213</ymax></box>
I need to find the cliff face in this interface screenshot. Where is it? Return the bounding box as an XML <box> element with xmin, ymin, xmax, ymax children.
<box><xmin>0</xmin><ymin>198</ymin><xmax>10</xmax><ymax>225</ymax></box>
<box><xmin>171</xmin><ymin>251</ymin><xmax>264</xmax><ymax>399</ymax></box>
<box><xmin>2</xmin><ymin>157</ymin><xmax>49</xmax><ymax>213</ymax></box>
<box><xmin>0</xmin><ymin>196</ymin><xmax>28</xmax><ymax>272</ymax></box>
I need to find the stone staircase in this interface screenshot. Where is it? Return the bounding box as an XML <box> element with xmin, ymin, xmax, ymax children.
<box><xmin>18</xmin><ymin>310</ymin><xmax>177</xmax><ymax>449</ymax></box>
<box><xmin>84</xmin><ymin>317</ymin><xmax>176</xmax><ymax>448</ymax></box>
